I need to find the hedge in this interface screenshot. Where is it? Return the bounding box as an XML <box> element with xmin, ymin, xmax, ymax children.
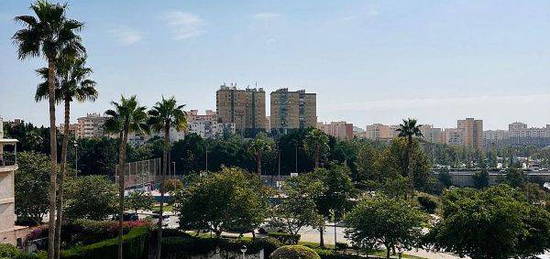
<box><xmin>0</xmin><ymin>243</ymin><xmax>39</xmax><ymax>259</ymax></box>
<box><xmin>161</xmin><ymin>235</ymin><xmax>282</xmax><ymax>258</ymax></box>
<box><xmin>267</xmin><ymin>232</ymin><xmax>301</xmax><ymax>245</ymax></box>
<box><xmin>271</xmin><ymin>245</ymin><xmax>320</xmax><ymax>259</ymax></box>
<box><xmin>60</xmin><ymin>227</ymin><xmax>149</xmax><ymax>259</ymax></box>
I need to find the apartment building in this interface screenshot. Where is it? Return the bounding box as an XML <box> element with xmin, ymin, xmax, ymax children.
<box><xmin>216</xmin><ymin>84</ymin><xmax>266</xmax><ymax>133</ymax></box>
<box><xmin>457</xmin><ymin>118</ymin><xmax>483</xmax><ymax>150</ymax></box>
<box><xmin>187</xmin><ymin>120</ymin><xmax>235</xmax><ymax>139</ymax></box>
<box><xmin>365</xmin><ymin>123</ymin><xmax>399</xmax><ymax>141</ymax></box>
<box><xmin>508</xmin><ymin>122</ymin><xmax>550</xmax><ymax>138</ymax></box>
<box><xmin>443</xmin><ymin>128</ymin><xmax>463</xmax><ymax>146</ymax></box>
<box><xmin>420</xmin><ymin>124</ymin><xmax>444</xmax><ymax>143</ymax></box>
<box><xmin>270</xmin><ymin>88</ymin><xmax>317</xmax><ymax>133</ymax></box>
<box><xmin>75</xmin><ymin>113</ymin><xmax>107</xmax><ymax>138</ymax></box>
<box><xmin>317</xmin><ymin>121</ymin><xmax>354</xmax><ymax>140</ymax></box>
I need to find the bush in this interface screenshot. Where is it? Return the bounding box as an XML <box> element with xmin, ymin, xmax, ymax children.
<box><xmin>0</xmin><ymin>243</ymin><xmax>20</xmax><ymax>258</ymax></box>
<box><xmin>313</xmin><ymin>248</ymin><xmax>365</xmax><ymax>259</ymax></box>
<box><xmin>335</xmin><ymin>242</ymin><xmax>348</xmax><ymax>250</ymax></box>
<box><xmin>267</xmin><ymin>232</ymin><xmax>301</xmax><ymax>245</ymax></box>
<box><xmin>61</xmin><ymin>227</ymin><xmax>149</xmax><ymax>259</ymax></box>
<box><xmin>417</xmin><ymin>193</ymin><xmax>439</xmax><ymax>214</ymax></box>
<box><xmin>270</xmin><ymin>245</ymin><xmax>320</xmax><ymax>259</ymax></box>
<box><xmin>161</xmin><ymin>236</ymin><xmax>282</xmax><ymax>258</ymax></box>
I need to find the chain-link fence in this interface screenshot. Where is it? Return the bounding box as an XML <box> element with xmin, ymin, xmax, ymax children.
<box><xmin>115</xmin><ymin>158</ymin><xmax>161</xmax><ymax>189</ymax></box>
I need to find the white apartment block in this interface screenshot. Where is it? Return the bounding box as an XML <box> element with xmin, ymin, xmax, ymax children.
<box><xmin>187</xmin><ymin>120</ymin><xmax>235</xmax><ymax>139</ymax></box>
<box><xmin>76</xmin><ymin>113</ymin><xmax>107</xmax><ymax>138</ymax></box>
<box><xmin>508</xmin><ymin>122</ymin><xmax>550</xmax><ymax>138</ymax></box>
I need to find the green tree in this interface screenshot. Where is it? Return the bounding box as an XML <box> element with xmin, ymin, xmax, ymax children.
<box><xmin>503</xmin><ymin>167</ymin><xmax>525</xmax><ymax>188</ymax></box>
<box><xmin>126</xmin><ymin>190</ymin><xmax>155</xmax><ymax>213</ymax></box>
<box><xmin>304</xmin><ymin>128</ymin><xmax>329</xmax><ymax>169</ymax></box>
<box><xmin>354</xmin><ymin>142</ymin><xmax>381</xmax><ymax>185</ymax></box>
<box><xmin>247</xmin><ymin>132</ymin><xmax>274</xmax><ymax>175</ymax></box>
<box><xmin>13</xmin><ymin>2</ymin><xmax>85</xmax><ymax>257</ymax></box>
<box><xmin>427</xmin><ymin>185</ymin><xmax>550</xmax><ymax>259</ymax></box>
<box><xmin>396</xmin><ymin>118</ymin><xmax>423</xmax><ymax>191</ymax></box>
<box><xmin>310</xmin><ymin>165</ymin><xmax>355</xmax><ymax>247</ymax></box>
<box><xmin>472</xmin><ymin>170</ymin><xmax>489</xmax><ymax>189</ymax></box>
<box><xmin>14</xmin><ymin>152</ymin><xmax>50</xmax><ymax>225</ymax></box>
<box><xmin>437</xmin><ymin>171</ymin><xmax>452</xmax><ymax>188</ymax></box>
<box><xmin>36</xmin><ymin>55</ymin><xmax>97</xmax><ymax>255</ymax></box>
<box><xmin>175</xmin><ymin>167</ymin><xmax>269</xmax><ymax>237</ymax></box>
<box><xmin>64</xmin><ymin>175</ymin><xmax>117</xmax><ymax>221</ymax></box>
<box><xmin>104</xmin><ymin>95</ymin><xmax>149</xmax><ymax>259</ymax></box>
<box><xmin>274</xmin><ymin>173</ymin><xmax>324</xmax><ymax>235</ymax></box>
<box><xmin>345</xmin><ymin>195</ymin><xmax>427</xmax><ymax>259</ymax></box>
<box><xmin>147</xmin><ymin>96</ymin><xmax>187</xmax><ymax>259</ymax></box>
<box><xmin>164</xmin><ymin>178</ymin><xmax>183</xmax><ymax>194</ymax></box>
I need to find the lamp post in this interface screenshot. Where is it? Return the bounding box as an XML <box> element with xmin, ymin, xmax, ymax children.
<box><xmin>73</xmin><ymin>140</ymin><xmax>78</xmax><ymax>176</ymax></box>
<box><xmin>240</xmin><ymin>245</ymin><xmax>247</xmax><ymax>259</ymax></box>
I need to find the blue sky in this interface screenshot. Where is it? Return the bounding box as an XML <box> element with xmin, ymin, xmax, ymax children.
<box><xmin>2</xmin><ymin>0</ymin><xmax>550</xmax><ymax>130</ymax></box>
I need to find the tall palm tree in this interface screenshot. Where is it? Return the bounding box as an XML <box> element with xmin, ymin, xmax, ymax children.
<box><xmin>104</xmin><ymin>96</ymin><xmax>149</xmax><ymax>259</ymax></box>
<box><xmin>13</xmin><ymin>2</ymin><xmax>84</xmax><ymax>258</ymax></box>
<box><xmin>304</xmin><ymin>128</ymin><xmax>329</xmax><ymax>169</ymax></box>
<box><xmin>396</xmin><ymin>118</ymin><xmax>423</xmax><ymax>190</ymax></box>
<box><xmin>148</xmin><ymin>96</ymin><xmax>186</xmax><ymax>259</ymax></box>
<box><xmin>247</xmin><ymin>132</ymin><xmax>274</xmax><ymax>175</ymax></box>
<box><xmin>35</xmin><ymin>55</ymin><xmax>97</xmax><ymax>258</ymax></box>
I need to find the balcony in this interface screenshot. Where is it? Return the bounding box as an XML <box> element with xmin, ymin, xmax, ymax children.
<box><xmin>0</xmin><ymin>139</ymin><xmax>18</xmax><ymax>173</ymax></box>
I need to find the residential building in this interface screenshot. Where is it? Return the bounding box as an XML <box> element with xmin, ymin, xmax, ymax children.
<box><xmin>216</xmin><ymin>84</ymin><xmax>266</xmax><ymax>133</ymax></box>
<box><xmin>0</xmin><ymin>117</ymin><xmax>28</xmax><ymax>246</ymax></box>
<box><xmin>352</xmin><ymin>126</ymin><xmax>366</xmax><ymax>138</ymax></box>
<box><xmin>75</xmin><ymin>113</ymin><xmax>107</xmax><ymax>138</ymax></box>
<box><xmin>187</xmin><ymin>120</ymin><xmax>235</xmax><ymax>139</ymax></box>
<box><xmin>317</xmin><ymin>121</ymin><xmax>354</xmax><ymax>140</ymax></box>
<box><xmin>58</xmin><ymin>123</ymin><xmax>78</xmax><ymax>136</ymax></box>
<box><xmin>457</xmin><ymin>118</ymin><xmax>483</xmax><ymax>150</ymax></box>
<box><xmin>443</xmin><ymin>128</ymin><xmax>463</xmax><ymax>146</ymax></box>
<box><xmin>187</xmin><ymin>109</ymin><xmax>217</xmax><ymax>122</ymax></box>
<box><xmin>270</xmin><ymin>88</ymin><xmax>317</xmax><ymax>133</ymax></box>
<box><xmin>365</xmin><ymin>123</ymin><xmax>399</xmax><ymax>140</ymax></box>
<box><xmin>509</xmin><ymin>122</ymin><xmax>550</xmax><ymax>138</ymax></box>
<box><xmin>420</xmin><ymin>125</ymin><xmax>444</xmax><ymax>143</ymax></box>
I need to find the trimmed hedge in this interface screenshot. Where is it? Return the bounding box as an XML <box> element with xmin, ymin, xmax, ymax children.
<box><xmin>161</xmin><ymin>236</ymin><xmax>282</xmax><ymax>258</ymax></box>
<box><xmin>271</xmin><ymin>245</ymin><xmax>320</xmax><ymax>259</ymax></box>
<box><xmin>267</xmin><ymin>232</ymin><xmax>301</xmax><ymax>245</ymax></box>
<box><xmin>60</xmin><ymin>227</ymin><xmax>149</xmax><ymax>259</ymax></box>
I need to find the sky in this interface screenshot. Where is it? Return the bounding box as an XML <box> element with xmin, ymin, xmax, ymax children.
<box><xmin>1</xmin><ymin>0</ymin><xmax>550</xmax><ymax>130</ymax></box>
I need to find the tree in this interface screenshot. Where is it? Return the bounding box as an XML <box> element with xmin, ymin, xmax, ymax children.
<box><xmin>472</xmin><ymin>170</ymin><xmax>489</xmax><ymax>189</ymax></box>
<box><xmin>104</xmin><ymin>95</ymin><xmax>149</xmax><ymax>259</ymax></box>
<box><xmin>126</xmin><ymin>191</ymin><xmax>155</xmax><ymax>213</ymax></box>
<box><xmin>14</xmin><ymin>152</ymin><xmax>50</xmax><ymax>225</ymax></box>
<box><xmin>304</xmin><ymin>128</ymin><xmax>329</xmax><ymax>169</ymax></box>
<box><xmin>13</xmin><ymin>1</ymin><xmax>85</xmax><ymax>257</ymax></box>
<box><xmin>64</xmin><ymin>175</ymin><xmax>117</xmax><ymax>221</ymax></box>
<box><xmin>396</xmin><ymin>118</ymin><xmax>423</xmax><ymax>191</ymax></box>
<box><xmin>438</xmin><ymin>171</ymin><xmax>452</xmax><ymax>188</ymax></box>
<box><xmin>148</xmin><ymin>96</ymin><xmax>186</xmax><ymax>259</ymax></box>
<box><xmin>310</xmin><ymin>165</ymin><xmax>355</xmax><ymax>247</ymax></box>
<box><xmin>503</xmin><ymin>167</ymin><xmax>525</xmax><ymax>188</ymax></box>
<box><xmin>247</xmin><ymin>132</ymin><xmax>274</xmax><ymax>175</ymax></box>
<box><xmin>427</xmin><ymin>185</ymin><xmax>550</xmax><ymax>259</ymax></box>
<box><xmin>274</xmin><ymin>173</ymin><xmax>325</xmax><ymax>236</ymax></box>
<box><xmin>36</xmin><ymin>55</ymin><xmax>97</xmax><ymax>255</ymax></box>
<box><xmin>175</xmin><ymin>167</ymin><xmax>269</xmax><ymax>237</ymax></box>
<box><xmin>345</xmin><ymin>195</ymin><xmax>427</xmax><ymax>259</ymax></box>
<box><xmin>354</xmin><ymin>142</ymin><xmax>381</xmax><ymax>185</ymax></box>
<box><xmin>164</xmin><ymin>178</ymin><xmax>183</xmax><ymax>194</ymax></box>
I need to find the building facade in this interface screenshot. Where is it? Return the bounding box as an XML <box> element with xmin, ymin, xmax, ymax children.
<box><xmin>75</xmin><ymin>113</ymin><xmax>107</xmax><ymax>138</ymax></box>
<box><xmin>0</xmin><ymin>117</ymin><xmax>28</xmax><ymax>246</ymax></box>
<box><xmin>270</xmin><ymin>88</ymin><xmax>317</xmax><ymax>133</ymax></box>
<box><xmin>216</xmin><ymin>84</ymin><xmax>266</xmax><ymax>133</ymax></box>
<box><xmin>457</xmin><ymin>118</ymin><xmax>483</xmax><ymax>150</ymax></box>
<box><xmin>365</xmin><ymin>123</ymin><xmax>399</xmax><ymax>141</ymax></box>
<box><xmin>317</xmin><ymin>121</ymin><xmax>354</xmax><ymax>140</ymax></box>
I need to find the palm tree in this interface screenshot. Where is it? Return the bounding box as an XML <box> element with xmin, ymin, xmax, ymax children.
<box><xmin>13</xmin><ymin>2</ymin><xmax>84</xmax><ymax>258</ymax></box>
<box><xmin>396</xmin><ymin>118</ymin><xmax>423</xmax><ymax>190</ymax></box>
<box><xmin>148</xmin><ymin>96</ymin><xmax>186</xmax><ymax>259</ymax></box>
<box><xmin>247</xmin><ymin>132</ymin><xmax>274</xmax><ymax>175</ymax></box>
<box><xmin>104</xmin><ymin>96</ymin><xmax>149</xmax><ymax>259</ymax></box>
<box><xmin>35</xmin><ymin>55</ymin><xmax>97</xmax><ymax>258</ymax></box>
<box><xmin>304</xmin><ymin>128</ymin><xmax>329</xmax><ymax>169</ymax></box>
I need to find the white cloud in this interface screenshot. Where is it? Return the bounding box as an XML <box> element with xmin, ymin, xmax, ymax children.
<box><xmin>163</xmin><ymin>11</ymin><xmax>204</xmax><ymax>40</ymax></box>
<box><xmin>108</xmin><ymin>25</ymin><xmax>142</xmax><ymax>45</ymax></box>
<box><xmin>253</xmin><ymin>12</ymin><xmax>281</xmax><ymax>20</ymax></box>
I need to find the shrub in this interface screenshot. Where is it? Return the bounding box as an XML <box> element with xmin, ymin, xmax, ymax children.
<box><xmin>270</xmin><ymin>245</ymin><xmax>320</xmax><ymax>259</ymax></box>
<box><xmin>61</xmin><ymin>227</ymin><xmax>149</xmax><ymax>259</ymax></box>
<box><xmin>63</xmin><ymin>219</ymin><xmax>152</xmax><ymax>246</ymax></box>
<box><xmin>335</xmin><ymin>242</ymin><xmax>348</xmax><ymax>250</ymax></box>
<box><xmin>417</xmin><ymin>193</ymin><xmax>439</xmax><ymax>214</ymax></box>
<box><xmin>313</xmin><ymin>248</ymin><xmax>365</xmax><ymax>259</ymax></box>
<box><xmin>0</xmin><ymin>243</ymin><xmax>20</xmax><ymax>258</ymax></box>
<box><xmin>267</xmin><ymin>232</ymin><xmax>301</xmax><ymax>245</ymax></box>
<box><xmin>161</xmin><ymin>236</ymin><xmax>282</xmax><ymax>258</ymax></box>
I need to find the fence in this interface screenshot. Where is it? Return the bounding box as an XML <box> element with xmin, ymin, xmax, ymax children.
<box><xmin>114</xmin><ymin>158</ymin><xmax>164</xmax><ymax>189</ymax></box>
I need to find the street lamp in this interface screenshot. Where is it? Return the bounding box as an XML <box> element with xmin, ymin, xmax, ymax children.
<box><xmin>240</xmin><ymin>245</ymin><xmax>247</xmax><ymax>259</ymax></box>
<box><xmin>73</xmin><ymin>140</ymin><xmax>78</xmax><ymax>176</ymax></box>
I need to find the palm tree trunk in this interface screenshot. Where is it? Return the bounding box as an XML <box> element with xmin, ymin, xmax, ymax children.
<box><xmin>156</xmin><ymin>125</ymin><xmax>170</xmax><ymax>259</ymax></box>
<box><xmin>257</xmin><ymin>152</ymin><xmax>262</xmax><ymax>175</ymax></box>
<box><xmin>315</xmin><ymin>145</ymin><xmax>320</xmax><ymax>169</ymax></box>
<box><xmin>118</xmin><ymin>130</ymin><xmax>128</xmax><ymax>259</ymax></box>
<box><xmin>54</xmin><ymin>99</ymin><xmax>70</xmax><ymax>259</ymax></box>
<box><xmin>407</xmin><ymin>136</ymin><xmax>413</xmax><ymax>192</ymax></box>
<box><xmin>47</xmin><ymin>59</ymin><xmax>58</xmax><ymax>259</ymax></box>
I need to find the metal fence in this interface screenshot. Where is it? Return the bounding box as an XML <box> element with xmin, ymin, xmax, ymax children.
<box><xmin>115</xmin><ymin>158</ymin><xmax>162</xmax><ymax>189</ymax></box>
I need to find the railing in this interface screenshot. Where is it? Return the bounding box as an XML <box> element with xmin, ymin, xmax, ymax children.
<box><xmin>0</xmin><ymin>151</ymin><xmax>17</xmax><ymax>167</ymax></box>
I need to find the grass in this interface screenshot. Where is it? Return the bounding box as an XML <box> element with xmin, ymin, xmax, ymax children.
<box><xmin>153</xmin><ymin>204</ymin><xmax>173</xmax><ymax>212</ymax></box>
